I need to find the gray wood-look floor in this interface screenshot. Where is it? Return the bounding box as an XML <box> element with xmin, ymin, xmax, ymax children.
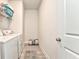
<box><xmin>20</xmin><ymin>45</ymin><xmax>46</xmax><ymax>59</ymax></box>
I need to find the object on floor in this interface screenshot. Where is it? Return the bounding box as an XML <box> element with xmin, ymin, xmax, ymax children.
<box><xmin>34</xmin><ymin>39</ymin><xmax>39</xmax><ymax>45</ymax></box>
<box><xmin>28</xmin><ymin>39</ymin><xmax>39</xmax><ymax>45</ymax></box>
<box><xmin>28</xmin><ymin>39</ymin><xmax>33</xmax><ymax>45</ymax></box>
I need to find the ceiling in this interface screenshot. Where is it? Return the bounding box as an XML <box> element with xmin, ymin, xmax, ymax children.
<box><xmin>23</xmin><ymin>0</ymin><xmax>41</xmax><ymax>9</ymax></box>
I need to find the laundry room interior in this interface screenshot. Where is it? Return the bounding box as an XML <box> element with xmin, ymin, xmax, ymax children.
<box><xmin>0</xmin><ymin>0</ymin><xmax>79</xmax><ymax>59</ymax></box>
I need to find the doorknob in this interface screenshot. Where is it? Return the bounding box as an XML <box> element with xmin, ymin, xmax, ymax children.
<box><xmin>56</xmin><ymin>38</ymin><xmax>61</xmax><ymax>42</ymax></box>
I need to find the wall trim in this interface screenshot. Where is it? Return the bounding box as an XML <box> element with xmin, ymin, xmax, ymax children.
<box><xmin>39</xmin><ymin>46</ymin><xmax>50</xmax><ymax>59</ymax></box>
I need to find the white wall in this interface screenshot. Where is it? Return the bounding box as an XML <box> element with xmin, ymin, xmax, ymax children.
<box><xmin>24</xmin><ymin>10</ymin><xmax>38</xmax><ymax>42</ymax></box>
<box><xmin>9</xmin><ymin>0</ymin><xmax>23</xmax><ymax>34</ymax></box>
<box><xmin>0</xmin><ymin>0</ymin><xmax>8</xmax><ymax>3</ymax></box>
<box><xmin>39</xmin><ymin>0</ymin><xmax>58</xmax><ymax>59</ymax></box>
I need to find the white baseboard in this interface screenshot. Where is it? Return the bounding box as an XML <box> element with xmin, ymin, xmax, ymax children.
<box><xmin>39</xmin><ymin>46</ymin><xmax>50</xmax><ymax>59</ymax></box>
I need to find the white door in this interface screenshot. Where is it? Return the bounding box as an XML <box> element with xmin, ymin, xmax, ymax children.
<box><xmin>57</xmin><ymin>0</ymin><xmax>79</xmax><ymax>59</ymax></box>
